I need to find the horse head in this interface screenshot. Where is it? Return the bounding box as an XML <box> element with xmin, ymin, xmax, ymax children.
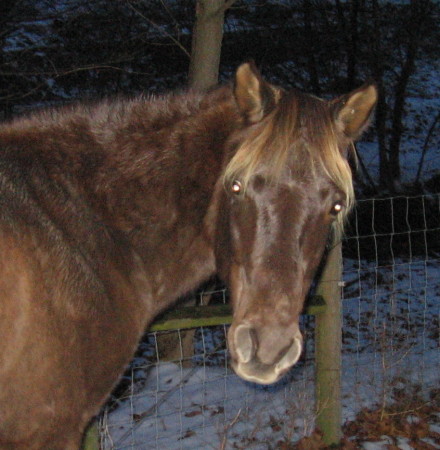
<box><xmin>215</xmin><ymin>62</ymin><xmax>377</xmax><ymax>384</ymax></box>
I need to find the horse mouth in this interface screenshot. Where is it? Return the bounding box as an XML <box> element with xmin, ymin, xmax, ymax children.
<box><xmin>231</xmin><ymin>334</ymin><xmax>303</xmax><ymax>385</ymax></box>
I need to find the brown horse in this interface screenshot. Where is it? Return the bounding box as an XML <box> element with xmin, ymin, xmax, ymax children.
<box><xmin>0</xmin><ymin>62</ymin><xmax>376</xmax><ymax>448</ymax></box>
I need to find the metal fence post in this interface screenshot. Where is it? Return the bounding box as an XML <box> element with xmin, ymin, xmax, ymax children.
<box><xmin>315</xmin><ymin>241</ymin><xmax>343</xmax><ymax>445</ymax></box>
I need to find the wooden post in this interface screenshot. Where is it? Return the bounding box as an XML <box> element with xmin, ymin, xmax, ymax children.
<box><xmin>315</xmin><ymin>241</ymin><xmax>343</xmax><ymax>445</ymax></box>
<box><xmin>82</xmin><ymin>421</ymin><xmax>100</xmax><ymax>450</ymax></box>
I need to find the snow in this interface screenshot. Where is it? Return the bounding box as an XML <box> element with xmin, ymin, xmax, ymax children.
<box><xmin>100</xmin><ymin>348</ymin><xmax>439</xmax><ymax>449</ymax></box>
<box><xmin>101</xmin><ymin>362</ymin><xmax>315</xmax><ymax>448</ymax></box>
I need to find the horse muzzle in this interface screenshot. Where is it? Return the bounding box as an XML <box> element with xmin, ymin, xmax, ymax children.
<box><xmin>229</xmin><ymin>323</ymin><xmax>303</xmax><ymax>385</ymax></box>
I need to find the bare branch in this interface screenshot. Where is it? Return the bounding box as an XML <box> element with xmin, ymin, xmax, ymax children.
<box><xmin>125</xmin><ymin>0</ymin><xmax>190</xmax><ymax>59</ymax></box>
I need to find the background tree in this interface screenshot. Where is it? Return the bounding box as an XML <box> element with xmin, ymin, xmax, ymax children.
<box><xmin>189</xmin><ymin>0</ymin><xmax>236</xmax><ymax>91</ymax></box>
<box><xmin>366</xmin><ymin>0</ymin><xmax>436</xmax><ymax>191</ymax></box>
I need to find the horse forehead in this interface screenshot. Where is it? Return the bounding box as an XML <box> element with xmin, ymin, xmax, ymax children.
<box><xmin>240</xmin><ymin>180</ymin><xmax>332</xmax><ymax>228</ymax></box>
<box><xmin>279</xmin><ymin>173</ymin><xmax>337</xmax><ymax>200</ymax></box>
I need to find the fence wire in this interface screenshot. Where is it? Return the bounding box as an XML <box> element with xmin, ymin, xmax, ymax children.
<box><xmin>341</xmin><ymin>194</ymin><xmax>440</xmax><ymax>421</ymax></box>
<box><xmin>99</xmin><ymin>194</ymin><xmax>440</xmax><ymax>449</ymax></box>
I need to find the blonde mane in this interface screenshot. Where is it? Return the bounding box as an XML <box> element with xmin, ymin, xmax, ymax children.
<box><xmin>224</xmin><ymin>90</ymin><xmax>355</xmax><ymax>224</ymax></box>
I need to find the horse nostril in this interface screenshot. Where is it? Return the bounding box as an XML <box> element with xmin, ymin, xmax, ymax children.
<box><xmin>234</xmin><ymin>324</ymin><xmax>256</xmax><ymax>363</ymax></box>
<box><xmin>275</xmin><ymin>335</ymin><xmax>303</xmax><ymax>373</ymax></box>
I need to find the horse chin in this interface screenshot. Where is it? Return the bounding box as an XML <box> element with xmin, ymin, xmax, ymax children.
<box><xmin>231</xmin><ymin>335</ymin><xmax>303</xmax><ymax>385</ymax></box>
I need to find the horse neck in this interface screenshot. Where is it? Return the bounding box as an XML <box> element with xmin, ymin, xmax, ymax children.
<box><xmin>93</xmin><ymin>86</ymin><xmax>238</xmax><ymax>221</ymax></box>
<box><xmin>90</xmin><ymin>87</ymin><xmax>239</xmax><ymax>304</ymax></box>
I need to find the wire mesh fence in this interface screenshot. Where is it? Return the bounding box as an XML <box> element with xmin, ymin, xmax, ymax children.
<box><xmin>98</xmin><ymin>194</ymin><xmax>440</xmax><ymax>449</ymax></box>
<box><xmin>341</xmin><ymin>194</ymin><xmax>440</xmax><ymax>421</ymax></box>
<box><xmin>99</xmin><ymin>306</ymin><xmax>317</xmax><ymax>448</ymax></box>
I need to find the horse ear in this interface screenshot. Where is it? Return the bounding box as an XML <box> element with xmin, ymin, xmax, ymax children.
<box><xmin>333</xmin><ymin>81</ymin><xmax>378</xmax><ymax>139</ymax></box>
<box><xmin>234</xmin><ymin>61</ymin><xmax>281</xmax><ymax>123</ymax></box>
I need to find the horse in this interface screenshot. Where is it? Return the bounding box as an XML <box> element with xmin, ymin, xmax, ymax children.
<box><xmin>0</xmin><ymin>61</ymin><xmax>377</xmax><ymax>448</ymax></box>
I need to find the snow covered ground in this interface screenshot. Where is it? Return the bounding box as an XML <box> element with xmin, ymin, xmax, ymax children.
<box><xmin>99</xmin><ymin>348</ymin><xmax>439</xmax><ymax>449</ymax></box>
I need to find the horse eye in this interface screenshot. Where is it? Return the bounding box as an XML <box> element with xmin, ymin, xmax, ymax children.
<box><xmin>330</xmin><ymin>201</ymin><xmax>343</xmax><ymax>216</ymax></box>
<box><xmin>231</xmin><ymin>180</ymin><xmax>242</xmax><ymax>195</ymax></box>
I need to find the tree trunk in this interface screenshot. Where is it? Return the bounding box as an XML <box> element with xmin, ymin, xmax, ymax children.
<box><xmin>346</xmin><ymin>0</ymin><xmax>360</xmax><ymax>89</ymax></box>
<box><xmin>370</xmin><ymin>0</ymin><xmax>391</xmax><ymax>189</ymax></box>
<box><xmin>415</xmin><ymin>110</ymin><xmax>440</xmax><ymax>185</ymax></box>
<box><xmin>387</xmin><ymin>0</ymin><xmax>432</xmax><ymax>188</ymax></box>
<box><xmin>188</xmin><ymin>0</ymin><xmax>230</xmax><ymax>91</ymax></box>
<box><xmin>302</xmin><ymin>0</ymin><xmax>321</xmax><ymax>94</ymax></box>
<box><xmin>0</xmin><ymin>0</ymin><xmax>19</xmax><ymax>118</ymax></box>
<box><xmin>375</xmin><ymin>89</ymin><xmax>391</xmax><ymax>189</ymax></box>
